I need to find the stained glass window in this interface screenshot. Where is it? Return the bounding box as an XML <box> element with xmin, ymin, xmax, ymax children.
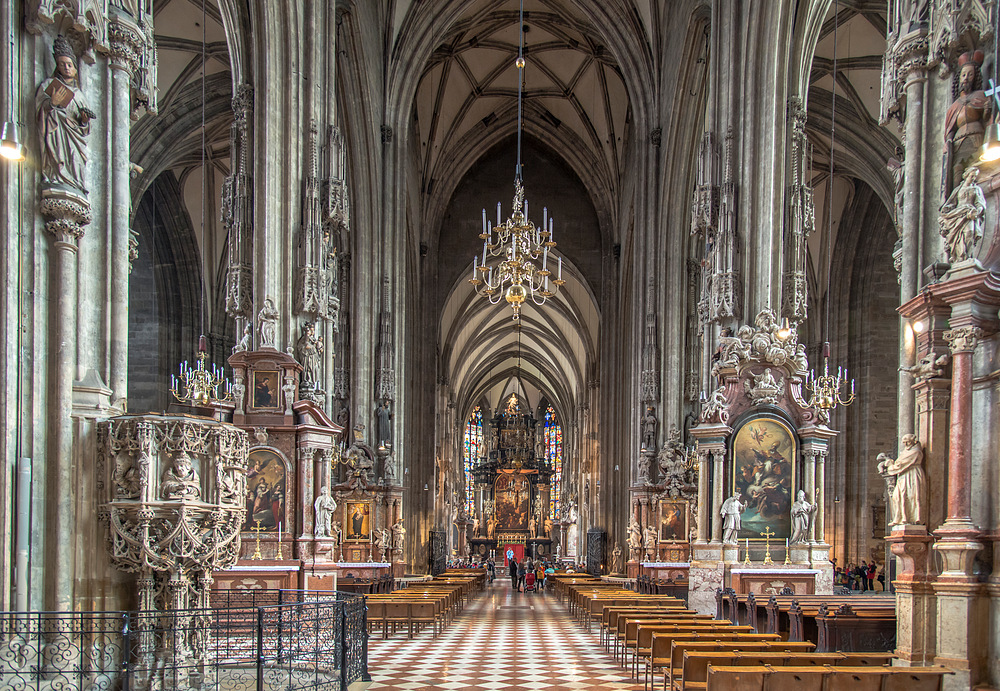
<box><xmin>463</xmin><ymin>407</ymin><xmax>484</xmax><ymax>516</ymax></box>
<box><xmin>543</xmin><ymin>406</ymin><xmax>563</xmax><ymax>519</ymax></box>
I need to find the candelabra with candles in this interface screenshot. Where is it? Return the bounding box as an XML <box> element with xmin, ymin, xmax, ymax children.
<box><xmin>470</xmin><ymin>178</ymin><xmax>565</xmax><ymax>321</ymax></box>
<box><xmin>804</xmin><ymin>342</ymin><xmax>855</xmax><ymax>412</ymax></box>
<box><xmin>170</xmin><ymin>335</ymin><xmax>234</xmax><ymax>406</ymax></box>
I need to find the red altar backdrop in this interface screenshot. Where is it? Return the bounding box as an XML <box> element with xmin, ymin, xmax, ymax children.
<box><xmin>502</xmin><ymin>543</ymin><xmax>524</xmax><ymax>566</ymax></box>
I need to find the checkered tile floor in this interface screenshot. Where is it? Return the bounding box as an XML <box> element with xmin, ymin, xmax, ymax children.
<box><xmin>366</xmin><ymin>579</ymin><xmax>644</xmax><ymax>691</ymax></box>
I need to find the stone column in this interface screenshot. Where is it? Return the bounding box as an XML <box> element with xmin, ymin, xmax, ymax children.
<box><xmin>711</xmin><ymin>449</ymin><xmax>724</xmax><ymax>543</ymax></box>
<box><xmin>814</xmin><ymin>450</ymin><xmax>827</xmax><ymax>545</ymax></box>
<box><xmin>887</xmin><ymin>526</ymin><xmax>936</xmax><ymax>666</ymax></box>
<box><xmin>108</xmin><ymin>25</ymin><xmax>138</xmax><ymax>410</ymax></box>
<box><xmin>696</xmin><ymin>448</ymin><xmax>710</xmax><ymax>543</ymax></box>
<box><xmin>940</xmin><ymin>326</ymin><xmax>981</xmax><ymax>534</ymax></box>
<box><xmin>801</xmin><ymin>448</ymin><xmax>817</xmax><ymax>543</ymax></box>
<box><xmin>299</xmin><ymin>447</ymin><xmax>317</xmax><ymax>537</ymax></box>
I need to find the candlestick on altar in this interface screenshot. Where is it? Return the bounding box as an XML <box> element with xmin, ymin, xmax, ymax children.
<box><xmin>743</xmin><ymin>537</ymin><xmax>752</xmax><ymax>566</ymax></box>
<box><xmin>276</xmin><ymin>521</ymin><xmax>284</xmax><ymax>560</ymax></box>
<box><xmin>784</xmin><ymin>537</ymin><xmax>791</xmax><ymax>565</ymax></box>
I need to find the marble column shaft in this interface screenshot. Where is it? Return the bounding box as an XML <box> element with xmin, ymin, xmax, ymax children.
<box><xmin>802</xmin><ymin>449</ymin><xmax>816</xmax><ymax>543</ymax></box>
<box><xmin>711</xmin><ymin>450</ymin><xmax>724</xmax><ymax>543</ymax></box>
<box><xmin>815</xmin><ymin>451</ymin><xmax>826</xmax><ymax>544</ymax></box>
<box><xmin>696</xmin><ymin>450</ymin><xmax>710</xmax><ymax>542</ymax></box>
<box><xmin>945</xmin><ymin>347</ymin><xmax>973</xmax><ymax>525</ymax></box>
<box><xmin>109</xmin><ymin>57</ymin><xmax>131</xmax><ymax>409</ymax></box>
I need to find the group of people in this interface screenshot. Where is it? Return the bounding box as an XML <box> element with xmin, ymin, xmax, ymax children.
<box><xmin>834</xmin><ymin>560</ymin><xmax>883</xmax><ymax>591</ymax></box>
<box><xmin>508</xmin><ymin>557</ymin><xmax>556</xmax><ymax>592</ymax></box>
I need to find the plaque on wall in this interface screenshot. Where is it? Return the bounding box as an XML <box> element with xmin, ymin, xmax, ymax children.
<box><xmin>430</xmin><ymin>530</ymin><xmax>447</xmax><ymax>576</ymax></box>
<box><xmin>587</xmin><ymin>528</ymin><xmax>605</xmax><ymax>577</ymax></box>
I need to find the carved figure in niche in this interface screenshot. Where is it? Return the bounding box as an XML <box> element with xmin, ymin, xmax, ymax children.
<box><xmin>376</xmin><ymin>401</ymin><xmax>392</xmax><ymax>448</ymax></box>
<box><xmin>886</xmin><ymin>156</ymin><xmax>904</xmax><ymax>231</ymax></box>
<box><xmin>611</xmin><ymin>543</ymin><xmax>623</xmax><ymax>575</ymax></box>
<box><xmin>657</xmin><ymin>426</ymin><xmax>685</xmax><ymax>477</ymax></box>
<box><xmin>161</xmin><ymin>451</ymin><xmax>200</xmax><ymax>500</ymax></box>
<box><xmin>637</xmin><ymin>453</ymin><xmax>652</xmax><ymax>485</ymax></box>
<box><xmin>641</xmin><ymin>406</ymin><xmax>657</xmax><ymax>450</ymax></box>
<box><xmin>944</xmin><ymin>51</ymin><xmax>991</xmax><ymax>198</ymax></box>
<box><xmin>313</xmin><ymin>486</ymin><xmax>337</xmax><ymax>537</ymax></box>
<box><xmin>644</xmin><ymin>523</ymin><xmax>658</xmax><ymax>560</ymax></box>
<box><xmin>392</xmin><ymin>518</ymin><xmax>406</xmax><ymax>553</ymax></box>
<box><xmin>296</xmin><ymin>322</ymin><xmax>324</xmax><ymax>388</ymax></box>
<box><xmin>486</xmin><ymin>514</ymin><xmax>497</xmax><ymax>540</ymax></box>
<box><xmin>258</xmin><ymin>298</ymin><xmax>279</xmax><ymax>349</ymax></box>
<box><xmin>114</xmin><ymin>453</ymin><xmax>140</xmax><ymax>498</ymax></box>
<box><xmin>232</xmin><ymin>323</ymin><xmax>252</xmax><ymax>353</ymax></box>
<box><xmin>720</xmin><ymin>492</ymin><xmax>746</xmax><ymax>543</ymax></box>
<box><xmin>903</xmin><ymin>350</ymin><xmax>950</xmax><ymax>380</ymax></box>
<box><xmin>36</xmin><ymin>36</ymin><xmax>95</xmax><ymax>192</ymax></box>
<box><xmin>877</xmin><ymin>434</ymin><xmax>927</xmax><ymax>526</ymax></box>
<box><xmin>939</xmin><ymin>166</ymin><xmax>986</xmax><ymax>263</ymax></box>
<box><xmin>544</xmin><ymin>516</ymin><xmax>553</xmax><ymax>537</ymax></box>
<box><xmin>790</xmin><ymin>490</ymin><xmax>816</xmax><ymax>544</ymax></box>
<box><xmin>336</xmin><ymin>404</ymin><xmax>350</xmax><ymax>430</ymax></box>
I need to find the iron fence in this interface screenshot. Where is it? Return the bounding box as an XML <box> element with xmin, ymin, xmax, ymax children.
<box><xmin>0</xmin><ymin>591</ymin><xmax>368</xmax><ymax>691</ymax></box>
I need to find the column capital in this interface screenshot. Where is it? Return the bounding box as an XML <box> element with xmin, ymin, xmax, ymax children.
<box><xmin>944</xmin><ymin>325</ymin><xmax>983</xmax><ymax>354</ymax></box>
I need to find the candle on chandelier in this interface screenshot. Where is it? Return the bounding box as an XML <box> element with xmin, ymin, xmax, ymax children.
<box><xmin>199</xmin><ymin>335</ymin><xmax>207</xmax><ymax>352</ymax></box>
<box><xmin>558</xmin><ymin>257</ymin><xmax>562</xmax><ymax>280</ymax></box>
<box><xmin>497</xmin><ymin>202</ymin><xmax>502</xmax><ymax>226</ymax></box>
<box><xmin>482</xmin><ymin>209</ymin><xmax>487</xmax><ymax>234</ymax></box>
<box><xmin>549</xmin><ymin>218</ymin><xmax>554</xmax><ymax>242</ymax></box>
<box><xmin>543</xmin><ymin>207</ymin><xmax>548</xmax><ymax>234</ymax></box>
<box><xmin>473</xmin><ymin>257</ymin><xmax>478</xmax><ymax>278</ymax></box>
<box><xmin>542</xmin><ymin>247</ymin><xmax>548</xmax><ymax>271</ymax></box>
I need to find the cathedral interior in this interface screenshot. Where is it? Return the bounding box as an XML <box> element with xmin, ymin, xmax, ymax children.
<box><xmin>1</xmin><ymin>0</ymin><xmax>1000</xmax><ymax>689</ymax></box>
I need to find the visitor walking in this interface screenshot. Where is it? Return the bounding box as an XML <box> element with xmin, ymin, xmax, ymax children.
<box><xmin>509</xmin><ymin>557</ymin><xmax>518</xmax><ymax>590</ymax></box>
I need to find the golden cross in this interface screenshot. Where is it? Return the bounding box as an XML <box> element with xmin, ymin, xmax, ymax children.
<box><xmin>760</xmin><ymin>526</ymin><xmax>774</xmax><ymax>541</ymax></box>
<box><xmin>251</xmin><ymin>519</ymin><xmax>265</xmax><ymax>560</ymax></box>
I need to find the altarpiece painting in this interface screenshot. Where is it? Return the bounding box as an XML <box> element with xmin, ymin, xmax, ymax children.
<box><xmin>732</xmin><ymin>416</ymin><xmax>796</xmax><ymax>539</ymax></box>
<box><xmin>244</xmin><ymin>449</ymin><xmax>286</xmax><ymax>531</ymax></box>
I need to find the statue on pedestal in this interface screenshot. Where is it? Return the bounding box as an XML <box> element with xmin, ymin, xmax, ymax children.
<box><xmin>627</xmin><ymin>517</ymin><xmax>643</xmax><ymax>561</ymax></box>
<box><xmin>939</xmin><ymin>166</ymin><xmax>986</xmax><ymax>264</ymax></box>
<box><xmin>296</xmin><ymin>322</ymin><xmax>324</xmax><ymax>389</ymax></box>
<box><xmin>789</xmin><ymin>490</ymin><xmax>816</xmax><ymax>544</ymax></box>
<box><xmin>720</xmin><ymin>493</ymin><xmax>746</xmax><ymax>544</ymax></box>
<box><xmin>376</xmin><ymin>401</ymin><xmax>393</xmax><ymax>448</ymax></box>
<box><xmin>641</xmin><ymin>406</ymin><xmax>657</xmax><ymax>450</ymax></box>
<box><xmin>258</xmin><ymin>298</ymin><xmax>278</xmax><ymax>349</ymax></box>
<box><xmin>877</xmin><ymin>434</ymin><xmax>926</xmax><ymax>526</ymax></box>
<box><xmin>314</xmin><ymin>486</ymin><xmax>337</xmax><ymax>537</ymax></box>
<box><xmin>36</xmin><ymin>35</ymin><xmax>95</xmax><ymax>193</ymax></box>
<box><xmin>643</xmin><ymin>523</ymin><xmax>658</xmax><ymax>561</ymax></box>
<box><xmin>611</xmin><ymin>543</ymin><xmax>623</xmax><ymax>575</ymax></box>
<box><xmin>375</xmin><ymin>528</ymin><xmax>390</xmax><ymax>562</ymax></box>
<box><xmin>392</xmin><ymin>518</ymin><xmax>405</xmax><ymax>557</ymax></box>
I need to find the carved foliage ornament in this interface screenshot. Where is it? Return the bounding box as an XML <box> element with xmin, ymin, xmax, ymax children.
<box><xmin>713</xmin><ymin>309</ymin><xmax>808</xmax><ymax>377</ymax></box>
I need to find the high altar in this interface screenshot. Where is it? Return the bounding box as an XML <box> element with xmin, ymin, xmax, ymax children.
<box><xmin>628</xmin><ymin>310</ymin><xmax>835</xmax><ymax>612</ymax></box>
<box><xmin>467</xmin><ymin>395</ymin><xmax>556</xmax><ymax>563</ymax></box>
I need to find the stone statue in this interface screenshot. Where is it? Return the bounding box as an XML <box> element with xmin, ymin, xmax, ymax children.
<box><xmin>720</xmin><ymin>493</ymin><xmax>746</xmax><ymax>543</ymax></box>
<box><xmin>939</xmin><ymin>166</ymin><xmax>986</xmax><ymax>264</ymax></box>
<box><xmin>258</xmin><ymin>297</ymin><xmax>279</xmax><ymax>349</ymax></box>
<box><xmin>877</xmin><ymin>434</ymin><xmax>927</xmax><ymax>526</ymax></box>
<box><xmin>657</xmin><ymin>426</ymin><xmax>684</xmax><ymax>477</ymax></box>
<box><xmin>528</xmin><ymin>515</ymin><xmax>537</xmax><ymax>537</ymax></box>
<box><xmin>637</xmin><ymin>452</ymin><xmax>652</xmax><ymax>485</ymax></box>
<box><xmin>944</xmin><ymin>51</ymin><xmax>990</xmax><ymax>198</ymax></box>
<box><xmin>36</xmin><ymin>36</ymin><xmax>95</xmax><ymax>193</ymax></box>
<box><xmin>313</xmin><ymin>486</ymin><xmax>337</xmax><ymax>537</ymax></box>
<box><xmin>789</xmin><ymin>490</ymin><xmax>816</xmax><ymax>544</ymax></box>
<box><xmin>376</xmin><ymin>401</ymin><xmax>392</xmax><ymax>448</ymax></box>
<box><xmin>643</xmin><ymin>523</ymin><xmax>657</xmax><ymax>559</ymax></box>
<box><xmin>627</xmin><ymin>517</ymin><xmax>643</xmax><ymax>560</ymax></box>
<box><xmin>331</xmin><ymin>520</ymin><xmax>342</xmax><ymax>548</ymax></box>
<box><xmin>903</xmin><ymin>350</ymin><xmax>950</xmax><ymax>381</ymax></box>
<box><xmin>700</xmin><ymin>387</ymin><xmax>729</xmax><ymax>423</ymax></box>
<box><xmin>336</xmin><ymin>404</ymin><xmax>350</xmax><ymax>430</ymax></box>
<box><xmin>472</xmin><ymin>516</ymin><xmax>480</xmax><ymax>537</ymax></box>
<box><xmin>544</xmin><ymin>517</ymin><xmax>553</xmax><ymax>538</ymax></box>
<box><xmin>641</xmin><ymin>406</ymin><xmax>657</xmax><ymax>450</ymax></box>
<box><xmin>232</xmin><ymin>323</ymin><xmax>252</xmax><ymax>353</ymax></box>
<box><xmin>887</xmin><ymin>156</ymin><xmax>904</xmax><ymax>230</ymax></box>
<box><xmin>486</xmin><ymin>514</ymin><xmax>497</xmax><ymax>540</ymax></box>
<box><xmin>392</xmin><ymin>518</ymin><xmax>405</xmax><ymax>554</ymax></box>
<box><xmin>375</xmin><ymin>528</ymin><xmax>390</xmax><ymax>561</ymax></box>
<box><xmin>296</xmin><ymin>322</ymin><xmax>324</xmax><ymax>388</ymax></box>
<box><xmin>161</xmin><ymin>451</ymin><xmax>200</xmax><ymax>500</ymax></box>
<box><xmin>611</xmin><ymin>543</ymin><xmax>623</xmax><ymax>575</ymax></box>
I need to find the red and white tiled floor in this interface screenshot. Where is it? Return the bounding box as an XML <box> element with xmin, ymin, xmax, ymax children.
<box><xmin>365</xmin><ymin>579</ymin><xmax>645</xmax><ymax>691</ymax></box>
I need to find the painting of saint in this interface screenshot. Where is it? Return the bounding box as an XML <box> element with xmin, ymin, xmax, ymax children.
<box><xmin>495</xmin><ymin>473</ymin><xmax>529</xmax><ymax>530</ymax></box>
<box><xmin>732</xmin><ymin>417</ymin><xmax>796</xmax><ymax>538</ymax></box>
<box><xmin>252</xmin><ymin>370</ymin><xmax>279</xmax><ymax>409</ymax></box>
<box><xmin>244</xmin><ymin>449</ymin><xmax>286</xmax><ymax>531</ymax></box>
<box><xmin>346</xmin><ymin>501</ymin><xmax>371</xmax><ymax>541</ymax></box>
<box><xmin>659</xmin><ymin>501</ymin><xmax>687</xmax><ymax>542</ymax></box>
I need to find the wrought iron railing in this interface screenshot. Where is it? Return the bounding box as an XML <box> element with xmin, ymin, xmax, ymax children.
<box><xmin>0</xmin><ymin>591</ymin><xmax>368</xmax><ymax>691</ymax></box>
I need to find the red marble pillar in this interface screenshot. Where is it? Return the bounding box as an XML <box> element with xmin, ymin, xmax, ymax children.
<box><xmin>942</xmin><ymin>326</ymin><xmax>981</xmax><ymax>529</ymax></box>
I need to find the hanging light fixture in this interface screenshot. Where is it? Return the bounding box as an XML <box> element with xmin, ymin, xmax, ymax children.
<box><xmin>1</xmin><ymin>0</ymin><xmax>23</xmax><ymax>161</ymax></box>
<box><xmin>171</xmin><ymin>0</ymin><xmax>231</xmax><ymax>407</ymax></box>
<box><xmin>469</xmin><ymin>0</ymin><xmax>564</xmax><ymax>321</ymax></box>
<box><xmin>807</xmin><ymin>0</ymin><xmax>854</xmax><ymax>414</ymax></box>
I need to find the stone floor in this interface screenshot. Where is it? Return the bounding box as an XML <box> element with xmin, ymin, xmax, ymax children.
<box><xmin>365</xmin><ymin>578</ymin><xmax>645</xmax><ymax>691</ymax></box>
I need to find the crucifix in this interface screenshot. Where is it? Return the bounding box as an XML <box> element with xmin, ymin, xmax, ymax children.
<box><xmin>251</xmin><ymin>519</ymin><xmax>266</xmax><ymax>560</ymax></box>
<box><xmin>760</xmin><ymin>526</ymin><xmax>774</xmax><ymax>565</ymax></box>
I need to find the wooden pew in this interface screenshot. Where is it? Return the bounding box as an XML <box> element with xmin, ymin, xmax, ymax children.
<box><xmin>642</xmin><ymin>632</ymin><xmax>779</xmax><ymax>690</ymax></box>
<box><xmin>603</xmin><ymin>607</ymin><xmax>708</xmax><ymax>650</ymax></box>
<box><xmin>815</xmin><ymin>604</ymin><xmax>896</xmax><ymax>653</ymax></box>
<box><xmin>663</xmin><ymin>640</ymin><xmax>817</xmax><ymax>691</ymax></box>
<box><xmin>627</xmin><ymin>621</ymin><xmax>751</xmax><ymax>676</ymax></box>
<box><xmin>788</xmin><ymin>601</ymin><xmax>895</xmax><ymax>647</ymax></box>
<box><xmin>705</xmin><ymin>665</ymin><xmax>952</xmax><ymax>691</ymax></box>
<box><xmin>672</xmin><ymin>652</ymin><xmax>892</xmax><ymax>691</ymax></box>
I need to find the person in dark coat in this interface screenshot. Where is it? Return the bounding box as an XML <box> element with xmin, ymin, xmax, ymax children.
<box><xmin>517</xmin><ymin>560</ymin><xmax>526</xmax><ymax>592</ymax></box>
<box><xmin>509</xmin><ymin>558</ymin><xmax>518</xmax><ymax>589</ymax></box>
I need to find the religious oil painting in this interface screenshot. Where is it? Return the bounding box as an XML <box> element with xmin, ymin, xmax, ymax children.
<box><xmin>659</xmin><ymin>500</ymin><xmax>688</xmax><ymax>542</ymax></box>
<box><xmin>251</xmin><ymin>370</ymin><xmax>280</xmax><ymax>409</ymax></box>
<box><xmin>346</xmin><ymin>501</ymin><xmax>372</xmax><ymax>541</ymax></box>
<box><xmin>732</xmin><ymin>417</ymin><xmax>796</xmax><ymax>539</ymax></box>
<box><xmin>495</xmin><ymin>473</ymin><xmax>530</xmax><ymax>530</ymax></box>
<box><xmin>244</xmin><ymin>449</ymin><xmax>286</xmax><ymax>531</ymax></box>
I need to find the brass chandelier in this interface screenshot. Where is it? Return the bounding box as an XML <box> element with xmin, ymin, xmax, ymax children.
<box><xmin>469</xmin><ymin>0</ymin><xmax>564</xmax><ymax>321</ymax></box>
<box><xmin>804</xmin><ymin>342</ymin><xmax>854</xmax><ymax>411</ymax></box>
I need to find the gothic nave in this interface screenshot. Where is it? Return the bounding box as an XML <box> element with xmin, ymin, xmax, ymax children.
<box><xmin>1</xmin><ymin>0</ymin><xmax>999</xmax><ymax>690</ymax></box>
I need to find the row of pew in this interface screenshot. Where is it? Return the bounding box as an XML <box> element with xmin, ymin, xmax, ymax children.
<box><xmin>715</xmin><ymin>589</ymin><xmax>897</xmax><ymax>652</ymax></box>
<box><xmin>562</xmin><ymin>575</ymin><xmax>950</xmax><ymax>690</ymax></box>
<box><xmin>366</xmin><ymin>569</ymin><xmax>486</xmax><ymax>639</ymax></box>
